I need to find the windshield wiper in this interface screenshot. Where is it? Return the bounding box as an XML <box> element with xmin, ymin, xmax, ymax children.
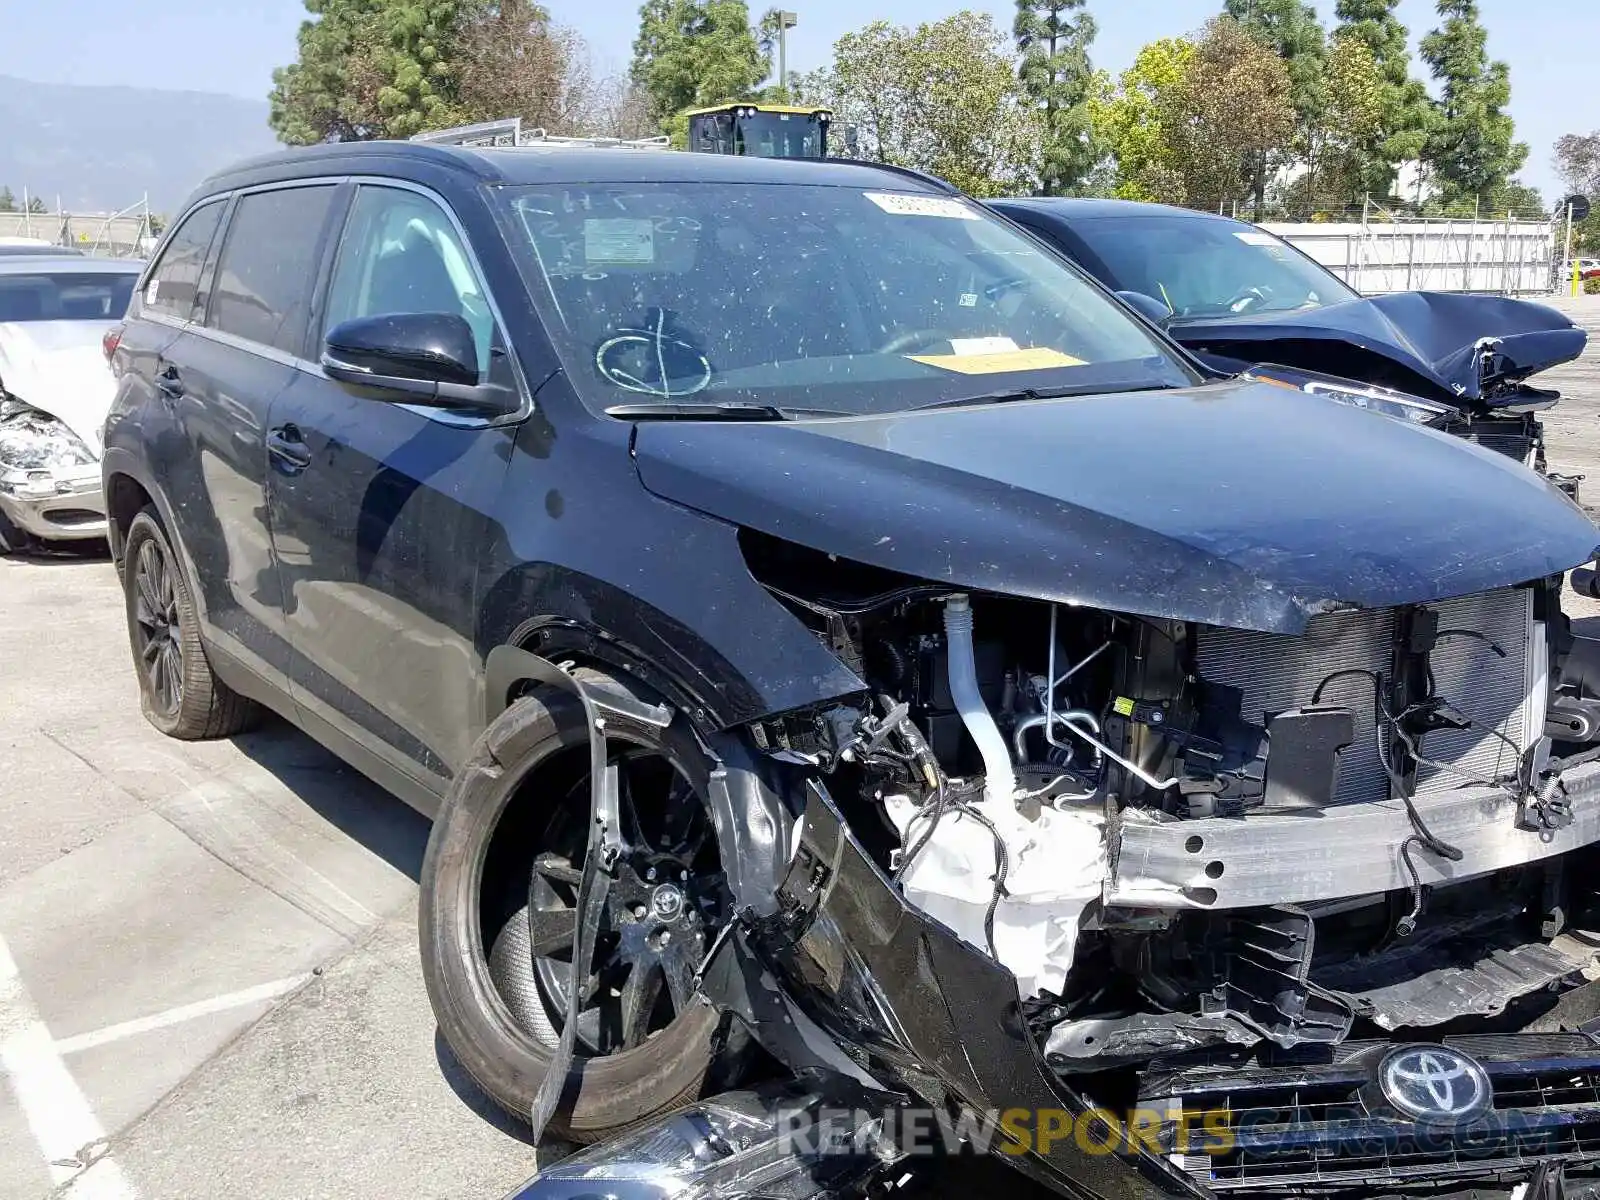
<box><xmin>605</xmin><ymin>401</ymin><xmax>788</xmax><ymax>420</ymax></box>
<box><xmin>605</xmin><ymin>401</ymin><xmax>854</xmax><ymax>421</ymax></box>
<box><xmin>910</xmin><ymin>383</ymin><xmax>1155</xmax><ymax>412</ymax></box>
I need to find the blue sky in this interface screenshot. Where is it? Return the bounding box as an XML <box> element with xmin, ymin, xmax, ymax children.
<box><xmin>2</xmin><ymin>0</ymin><xmax>1592</xmax><ymax>202</ymax></box>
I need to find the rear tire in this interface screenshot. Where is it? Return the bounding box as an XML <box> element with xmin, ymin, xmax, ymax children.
<box><xmin>121</xmin><ymin>507</ymin><xmax>259</xmax><ymax>739</ymax></box>
<box><xmin>420</xmin><ymin>668</ymin><xmax>746</xmax><ymax>1142</ymax></box>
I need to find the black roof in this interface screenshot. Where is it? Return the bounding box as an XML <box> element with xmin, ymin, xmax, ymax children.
<box><xmin>987</xmin><ymin>197</ymin><xmax>1244</xmax><ymax>224</ymax></box>
<box><xmin>196</xmin><ymin>140</ymin><xmax>950</xmax><ymax>196</ymax></box>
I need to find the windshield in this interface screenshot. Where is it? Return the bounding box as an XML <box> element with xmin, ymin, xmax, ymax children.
<box><xmin>0</xmin><ymin>271</ymin><xmax>136</xmax><ymax>322</ymax></box>
<box><xmin>688</xmin><ymin>112</ymin><xmax>828</xmax><ymax>159</ymax></box>
<box><xmin>498</xmin><ymin>183</ymin><xmax>1198</xmax><ymax>417</ymax></box>
<box><xmin>1071</xmin><ymin>215</ymin><xmax>1358</xmax><ymax>319</ymax></box>
<box><xmin>733</xmin><ymin>112</ymin><xmax>827</xmax><ymax>159</ymax></box>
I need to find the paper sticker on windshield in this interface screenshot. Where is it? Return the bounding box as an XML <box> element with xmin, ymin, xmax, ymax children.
<box><xmin>950</xmin><ymin>336</ymin><xmax>1020</xmax><ymax>355</ymax></box>
<box><xmin>908</xmin><ymin>347</ymin><xmax>1085</xmax><ymax>374</ymax></box>
<box><xmin>1233</xmin><ymin>230</ymin><xmax>1280</xmax><ymax>247</ymax></box>
<box><xmin>144</xmin><ymin>280</ymin><xmax>159</xmax><ymax>306</ymax></box>
<box><xmin>585</xmin><ymin>218</ymin><xmax>655</xmax><ymax>265</ymax></box>
<box><xmin>864</xmin><ymin>192</ymin><xmax>978</xmax><ymax>220</ymax></box>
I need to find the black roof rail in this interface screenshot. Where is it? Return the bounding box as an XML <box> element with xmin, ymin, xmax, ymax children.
<box><xmin>816</xmin><ymin>158</ymin><xmax>961</xmax><ymax>195</ymax></box>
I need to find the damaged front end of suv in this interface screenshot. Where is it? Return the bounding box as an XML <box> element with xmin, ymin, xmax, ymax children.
<box><xmin>509</xmin><ymin>374</ymin><xmax>1600</xmax><ymax>1199</ymax></box>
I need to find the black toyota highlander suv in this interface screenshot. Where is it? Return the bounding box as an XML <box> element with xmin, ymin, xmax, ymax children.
<box><xmin>106</xmin><ymin>141</ymin><xmax>1600</xmax><ymax>1199</ymax></box>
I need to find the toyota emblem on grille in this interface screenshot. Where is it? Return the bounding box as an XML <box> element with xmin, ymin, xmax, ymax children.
<box><xmin>1376</xmin><ymin>1045</ymin><xmax>1494</xmax><ymax>1125</ymax></box>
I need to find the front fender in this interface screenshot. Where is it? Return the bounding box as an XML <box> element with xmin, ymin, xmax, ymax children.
<box><xmin>476</xmin><ymin>560</ymin><xmax>864</xmax><ymax>732</ymax></box>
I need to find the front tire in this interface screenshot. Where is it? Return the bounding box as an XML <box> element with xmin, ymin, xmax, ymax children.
<box><xmin>0</xmin><ymin>508</ymin><xmax>35</xmax><ymax>556</ymax></box>
<box><xmin>420</xmin><ymin>668</ymin><xmax>745</xmax><ymax>1142</ymax></box>
<box><xmin>121</xmin><ymin>507</ymin><xmax>259</xmax><ymax>739</ymax></box>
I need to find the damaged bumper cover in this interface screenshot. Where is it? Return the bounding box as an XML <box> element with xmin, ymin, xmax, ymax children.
<box><xmin>0</xmin><ymin>462</ymin><xmax>105</xmax><ymax>541</ymax></box>
<box><xmin>757</xmin><ymin>782</ymin><xmax>1209</xmax><ymax>1199</ymax></box>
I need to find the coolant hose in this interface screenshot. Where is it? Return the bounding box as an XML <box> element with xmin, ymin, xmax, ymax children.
<box><xmin>943</xmin><ymin>595</ymin><xmax>1016</xmax><ymax>804</ymax></box>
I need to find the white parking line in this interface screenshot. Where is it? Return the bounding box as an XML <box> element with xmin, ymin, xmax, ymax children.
<box><xmin>0</xmin><ymin>933</ymin><xmax>137</xmax><ymax>1196</ymax></box>
<box><xmin>54</xmin><ymin>975</ymin><xmax>304</xmax><ymax>1056</ymax></box>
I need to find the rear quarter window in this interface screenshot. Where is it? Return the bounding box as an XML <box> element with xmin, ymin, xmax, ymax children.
<box><xmin>141</xmin><ymin>199</ymin><xmax>225</xmax><ymax>321</ymax></box>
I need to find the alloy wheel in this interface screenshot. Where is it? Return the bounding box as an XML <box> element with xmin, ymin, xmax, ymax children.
<box><xmin>526</xmin><ymin>747</ymin><xmax>726</xmax><ymax>1055</ymax></box>
<box><xmin>131</xmin><ymin>537</ymin><xmax>183</xmax><ymax>716</ymax></box>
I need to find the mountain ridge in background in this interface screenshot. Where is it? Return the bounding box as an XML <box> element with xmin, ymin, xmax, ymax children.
<box><xmin>0</xmin><ymin>74</ymin><xmax>280</xmax><ymax>216</ymax></box>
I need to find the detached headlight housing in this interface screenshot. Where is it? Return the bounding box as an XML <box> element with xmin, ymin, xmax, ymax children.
<box><xmin>0</xmin><ymin>395</ymin><xmax>97</xmax><ymax>474</ymax></box>
<box><xmin>1245</xmin><ymin>364</ymin><xmax>1457</xmax><ymax>427</ymax></box>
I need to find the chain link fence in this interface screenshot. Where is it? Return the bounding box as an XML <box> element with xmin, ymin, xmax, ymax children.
<box><xmin>0</xmin><ymin>200</ymin><xmax>156</xmax><ymax>259</ymax></box>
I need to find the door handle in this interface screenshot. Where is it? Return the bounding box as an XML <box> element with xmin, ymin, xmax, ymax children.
<box><xmin>154</xmin><ymin>362</ymin><xmax>184</xmax><ymax>399</ymax></box>
<box><xmin>267</xmin><ymin>424</ymin><xmax>312</xmax><ymax>474</ymax></box>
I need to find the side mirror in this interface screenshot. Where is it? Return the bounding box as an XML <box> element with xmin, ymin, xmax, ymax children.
<box><xmin>1116</xmin><ymin>290</ymin><xmax>1171</xmax><ymax>327</ymax></box>
<box><xmin>322</xmin><ymin>313</ymin><xmax>517</xmax><ymax>415</ymax></box>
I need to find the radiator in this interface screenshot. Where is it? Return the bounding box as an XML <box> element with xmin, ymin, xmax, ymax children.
<box><xmin>1194</xmin><ymin>588</ymin><xmax>1538</xmax><ymax>808</ymax></box>
<box><xmin>1415</xmin><ymin>588</ymin><xmax>1538</xmax><ymax>795</ymax></box>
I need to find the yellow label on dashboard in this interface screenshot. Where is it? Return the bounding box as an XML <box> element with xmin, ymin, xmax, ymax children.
<box><xmin>907</xmin><ymin>347</ymin><xmax>1086</xmax><ymax>374</ymax></box>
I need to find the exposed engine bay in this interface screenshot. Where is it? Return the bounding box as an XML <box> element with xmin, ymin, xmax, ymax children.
<box><xmin>741</xmin><ymin>532</ymin><xmax>1600</xmax><ymax>1190</ymax></box>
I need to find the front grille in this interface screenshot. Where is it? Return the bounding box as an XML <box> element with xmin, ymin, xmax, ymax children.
<box><xmin>1194</xmin><ymin>589</ymin><xmax>1536</xmax><ymax>809</ymax></box>
<box><xmin>1144</xmin><ymin>1034</ymin><xmax>1600</xmax><ymax>1192</ymax></box>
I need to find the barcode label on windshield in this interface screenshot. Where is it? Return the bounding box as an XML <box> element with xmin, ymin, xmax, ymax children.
<box><xmin>585</xmin><ymin>219</ymin><xmax>655</xmax><ymax>264</ymax></box>
<box><xmin>864</xmin><ymin>192</ymin><xmax>978</xmax><ymax>220</ymax></box>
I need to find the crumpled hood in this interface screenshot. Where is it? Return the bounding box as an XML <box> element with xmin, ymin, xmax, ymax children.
<box><xmin>0</xmin><ymin>321</ymin><xmax>117</xmax><ymax>454</ymax></box>
<box><xmin>1169</xmin><ymin>292</ymin><xmax>1585</xmax><ymax>404</ymax></box>
<box><xmin>633</xmin><ymin>378</ymin><xmax>1600</xmax><ymax>635</ymax></box>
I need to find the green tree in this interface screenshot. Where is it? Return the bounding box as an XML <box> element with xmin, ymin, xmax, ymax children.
<box><xmin>1294</xmin><ymin>31</ymin><xmax>1384</xmax><ymax>213</ymax></box>
<box><xmin>631</xmin><ymin>0</ymin><xmax>765</xmax><ymax>130</ymax></box>
<box><xmin>1332</xmin><ymin>0</ymin><xmax>1433</xmax><ymax>198</ymax></box>
<box><xmin>1485</xmin><ymin>179</ymin><xmax>1543</xmax><ymax>217</ymax></box>
<box><xmin>270</xmin><ymin>0</ymin><xmax>469</xmax><ymax>142</ymax></box>
<box><xmin>374</xmin><ymin>0</ymin><xmax>473</xmax><ymax>137</ymax></box>
<box><xmin>0</xmin><ymin>187</ymin><xmax>14</xmax><ymax>213</ymax></box>
<box><xmin>1224</xmin><ymin>0</ymin><xmax>1325</xmax><ymax>217</ymax></box>
<box><xmin>271</xmin><ymin>0</ymin><xmax>382</xmax><ymax>143</ymax></box>
<box><xmin>804</xmin><ymin>12</ymin><xmax>1036</xmax><ymax>197</ymax></box>
<box><xmin>1090</xmin><ymin>38</ymin><xmax>1194</xmax><ymax>203</ymax></box>
<box><xmin>1014</xmin><ymin>1</ymin><xmax>1099</xmax><ymax>195</ymax></box>
<box><xmin>26</xmin><ymin>196</ymin><xmax>45</xmax><ymax>214</ymax></box>
<box><xmin>1419</xmin><ymin>0</ymin><xmax>1526</xmax><ymax>209</ymax></box>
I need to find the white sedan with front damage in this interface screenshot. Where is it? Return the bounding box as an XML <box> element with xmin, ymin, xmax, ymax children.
<box><xmin>0</xmin><ymin>256</ymin><xmax>140</xmax><ymax>552</ymax></box>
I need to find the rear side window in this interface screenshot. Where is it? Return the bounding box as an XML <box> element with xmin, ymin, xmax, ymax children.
<box><xmin>142</xmin><ymin>199</ymin><xmax>224</xmax><ymax>320</ymax></box>
<box><xmin>208</xmin><ymin>185</ymin><xmax>336</xmax><ymax>355</ymax></box>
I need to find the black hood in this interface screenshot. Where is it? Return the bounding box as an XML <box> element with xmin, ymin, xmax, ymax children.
<box><xmin>1168</xmin><ymin>292</ymin><xmax>1585</xmax><ymax>404</ymax></box>
<box><xmin>633</xmin><ymin>378</ymin><xmax>1600</xmax><ymax>635</ymax></box>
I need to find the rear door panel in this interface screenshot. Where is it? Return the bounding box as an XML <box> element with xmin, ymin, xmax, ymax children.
<box><xmin>163</xmin><ymin>182</ymin><xmax>341</xmax><ymax>692</ymax></box>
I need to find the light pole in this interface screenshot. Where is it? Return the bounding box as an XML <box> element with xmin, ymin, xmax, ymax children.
<box><xmin>777</xmin><ymin>10</ymin><xmax>798</xmax><ymax>95</ymax></box>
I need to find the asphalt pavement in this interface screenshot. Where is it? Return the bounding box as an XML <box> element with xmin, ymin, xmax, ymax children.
<box><xmin>0</xmin><ymin>292</ymin><xmax>1598</xmax><ymax>1200</ymax></box>
<box><xmin>0</xmin><ymin>556</ymin><xmax>542</xmax><ymax>1198</ymax></box>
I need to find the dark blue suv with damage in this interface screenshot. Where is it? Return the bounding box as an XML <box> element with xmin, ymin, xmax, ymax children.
<box><xmin>105</xmin><ymin>141</ymin><xmax>1600</xmax><ymax>1200</ymax></box>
